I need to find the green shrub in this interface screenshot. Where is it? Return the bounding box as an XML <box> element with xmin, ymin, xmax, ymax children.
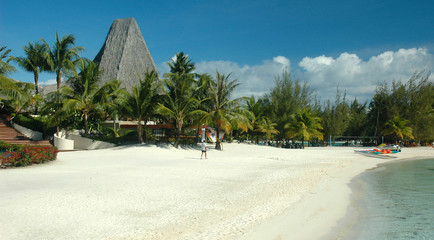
<box><xmin>0</xmin><ymin>141</ymin><xmax>58</xmax><ymax>168</ymax></box>
<box><xmin>12</xmin><ymin>114</ymin><xmax>57</xmax><ymax>137</ymax></box>
<box><xmin>13</xmin><ymin>114</ymin><xmax>44</xmax><ymax>132</ymax></box>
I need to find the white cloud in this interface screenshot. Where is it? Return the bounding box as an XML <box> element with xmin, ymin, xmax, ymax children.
<box><xmin>298</xmin><ymin>48</ymin><xmax>434</xmax><ymax>102</ymax></box>
<box><xmin>156</xmin><ymin>48</ymin><xmax>434</xmax><ymax>103</ymax></box>
<box><xmin>194</xmin><ymin>57</ymin><xmax>290</xmax><ymax>98</ymax></box>
<box><xmin>158</xmin><ymin>56</ymin><xmax>290</xmax><ymax>98</ymax></box>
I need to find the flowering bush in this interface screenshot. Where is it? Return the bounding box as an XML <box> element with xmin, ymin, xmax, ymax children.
<box><xmin>0</xmin><ymin>141</ymin><xmax>58</xmax><ymax>167</ymax></box>
<box><xmin>1</xmin><ymin>151</ymin><xmax>22</xmax><ymax>166</ymax></box>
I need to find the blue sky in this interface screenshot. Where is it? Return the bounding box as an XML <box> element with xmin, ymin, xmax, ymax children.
<box><xmin>1</xmin><ymin>0</ymin><xmax>433</xmax><ymax>102</ymax></box>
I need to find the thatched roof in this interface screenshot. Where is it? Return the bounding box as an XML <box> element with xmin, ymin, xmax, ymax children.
<box><xmin>94</xmin><ymin>17</ymin><xmax>157</xmax><ymax>90</ymax></box>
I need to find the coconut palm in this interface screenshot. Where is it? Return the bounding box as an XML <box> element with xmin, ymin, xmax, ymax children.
<box><xmin>201</xmin><ymin>72</ymin><xmax>253</xmax><ymax>150</ymax></box>
<box><xmin>10</xmin><ymin>42</ymin><xmax>48</xmax><ymax>94</ymax></box>
<box><xmin>61</xmin><ymin>58</ymin><xmax>120</xmax><ymax>136</ymax></box>
<box><xmin>383</xmin><ymin>115</ymin><xmax>414</xmax><ymax>144</ymax></box>
<box><xmin>40</xmin><ymin>90</ymin><xmax>69</xmax><ymax>136</ymax></box>
<box><xmin>246</xmin><ymin>96</ymin><xmax>266</xmax><ymax>143</ymax></box>
<box><xmin>122</xmin><ymin>70</ymin><xmax>159</xmax><ymax>143</ymax></box>
<box><xmin>0</xmin><ymin>77</ymin><xmax>39</xmax><ymax>115</ymax></box>
<box><xmin>285</xmin><ymin>108</ymin><xmax>323</xmax><ymax>147</ymax></box>
<box><xmin>192</xmin><ymin>73</ymin><xmax>213</xmax><ymax>141</ymax></box>
<box><xmin>0</xmin><ymin>46</ymin><xmax>16</xmax><ymax>77</ymax></box>
<box><xmin>43</xmin><ymin>33</ymin><xmax>84</xmax><ymax>90</ymax></box>
<box><xmin>168</xmin><ymin>52</ymin><xmax>195</xmax><ymax>74</ymax></box>
<box><xmin>157</xmin><ymin>73</ymin><xmax>204</xmax><ymax>148</ymax></box>
<box><xmin>157</xmin><ymin>52</ymin><xmax>205</xmax><ymax>148</ymax></box>
<box><xmin>256</xmin><ymin>117</ymin><xmax>279</xmax><ymax>141</ymax></box>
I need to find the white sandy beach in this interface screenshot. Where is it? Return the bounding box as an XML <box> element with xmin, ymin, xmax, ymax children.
<box><xmin>0</xmin><ymin>143</ymin><xmax>432</xmax><ymax>240</ymax></box>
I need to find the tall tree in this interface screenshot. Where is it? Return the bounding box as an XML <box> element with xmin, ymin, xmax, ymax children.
<box><xmin>268</xmin><ymin>71</ymin><xmax>312</xmax><ymax>139</ymax></box>
<box><xmin>157</xmin><ymin>52</ymin><xmax>203</xmax><ymax>148</ymax></box>
<box><xmin>168</xmin><ymin>51</ymin><xmax>195</xmax><ymax>74</ymax></box>
<box><xmin>285</xmin><ymin>108</ymin><xmax>323</xmax><ymax>147</ymax></box>
<box><xmin>11</xmin><ymin>42</ymin><xmax>48</xmax><ymax>94</ymax></box>
<box><xmin>61</xmin><ymin>59</ymin><xmax>121</xmax><ymax>136</ymax></box>
<box><xmin>192</xmin><ymin>73</ymin><xmax>213</xmax><ymax>142</ymax></box>
<box><xmin>201</xmin><ymin>72</ymin><xmax>253</xmax><ymax>150</ymax></box>
<box><xmin>346</xmin><ymin>98</ymin><xmax>368</xmax><ymax>136</ymax></box>
<box><xmin>43</xmin><ymin>33</ymin><xmax>84</xmax><ymax>90</ymax></box>
<box><xmin>321</xmin><ymin>89</ymin><xmax>350</xmax><ymax>138</ymax></box>
<box><xmin>0</xmin><ymin>46</ymin><xmax>16</xmax><ymax>77</ymax></box>
<box><xmin>122</xmin><ymin>70</ymin><xmax>159</xmax><ymax>143</ymax></box>
<box><xmin>157</xmin><ymin>73</ymin><xmax>204</xmax><ymax>148</ymax></box>
<box><xmin>246</xmin><ymin>96</ymin><xmax>267</xmax><ymax>143</ymax></box>
<box><xmin>367</xmin><ymin>71</ymin><xmax>433</xmax><ymax>142</ymax></box>
<box><xmin>400</xmin><ymin>71</ymin><xmax>433</xmax><ymax>141</ymax></box>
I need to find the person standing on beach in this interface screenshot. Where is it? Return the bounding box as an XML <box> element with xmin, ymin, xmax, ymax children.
<box><xmin>201</xmin><ymin>140</ymin><xmax>207</xmax><ymax>159</ymax></box>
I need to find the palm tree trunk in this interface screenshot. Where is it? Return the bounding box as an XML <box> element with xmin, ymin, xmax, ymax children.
<box><xmin>137</xmin><ymin>119</ymin><xmax>143</xmax><ymax>143</ymax></box>
<box><xmin>174</xmin><ymin>127</ymin><xmax>181</xmax><ymax>148</ymax></box>
<box><xmin>215</xmin><ymin>128</ymin><xmax>222</xmax><ymax>150</ymax></box>
<box><xmin>196</xmin><ymin>125</ymin><xmax>200</xmax><ymax>143</ymax></box>
<box><xmin>56</xmin><ymin>72</ymin><xmax>62</xmax><ymax>133</ymax></box>
<box><xmin>56</xmin><ymin>72</ymin><xmax>62</xmax><ymax>90</ymax></box>
<box><xmin>174</xmin><ymin>119</ymin><xmax>183</xmax><ymax>148</ymax></box>
<box><xmin>34</xmin><ymin>72</ymin><xmax>39</xmax><ymax>94</ymax></box>
<box><xmin>84</xmin><ymin>112</ymin><xmax>89</xmax><ymax>137</ymax></box>
<box><xmin>34</xmin><ymin>72</ymin><xmax>39</xmax><ymax>114</ymax></box>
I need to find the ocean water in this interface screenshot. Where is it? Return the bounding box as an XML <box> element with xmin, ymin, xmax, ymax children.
<box><xmin>348</xmin><ymin>158</ymin><xmax>434</xmax><ymax>240</ymax></box>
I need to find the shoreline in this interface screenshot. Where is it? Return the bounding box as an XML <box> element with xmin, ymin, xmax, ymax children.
<box><xmin>244</xmin><ymin>147</ymin><xmax>433</xmax><ymax>240</ymax></box>
<box><xmin>322</xmin><ymin>155</ymin><xmax>434</xmax><ymax>240</ymax></box>
<box><xmin>0</xmin><ymin>144</ymin><xmax>432</xmax><ymax>239</ymax></box>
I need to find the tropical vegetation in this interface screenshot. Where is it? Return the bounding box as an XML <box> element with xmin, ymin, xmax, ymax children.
<box><xmin>42</xmin><ymin>33</ymin><xmax>84</xmax><ymax>90</ymax></box>
<box><xmin>1</xmin><ymin>32</ymin><xmax>433</xmax><ymax>150</ymax></box>
<box><xmin>10</xmin><ymin>41</ymin><xmax>48</xmax><ymax>94</ymax></box>
<box><xmin>157</xmin><ymin>52</ymin><xmax>205</xmax><ymax>148</ymax></box>
<box><xmin>200</xmin><ymin>72</ymin><xmax>253</xmax><ymax>149</ymax></box>
<box><xmin>122</xmin><ymin>70</ymin><xmax>159</xmax><ymax>143</ymax></box>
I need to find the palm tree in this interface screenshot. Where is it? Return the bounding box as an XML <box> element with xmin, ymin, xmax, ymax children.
<box><xmin>383</xmin><ymin>115</ymin><xmax>414</xmax><ymax>144</ymax></box>
<box><xmin>61</xmin><ymin>58</ymin><xmax>120</xmax><ymax>136</ymax></box>
<box><xmin>0</xmin><ymin>77</ymin><xmax>39</xmax><ymax>116</ymax></box>
<box><xmin>43</xmin><ymin>33</ymin><xmax>84</xmax><ymax>90</ymax></box>
<box><xmin>193</xmin><ymin>73</ymin><xmax>212</xmax><ymax>142</ymax></box>
<box><xmin>168</xmin><ymin>52</ymin><xmax>195</xmax><ymax>74</ymax></box>
<box><xmin>0</xmin><ymin>46</ymin><xmax>16</xmax><ymax>77</ymax></box>
<box><xmin>40</xmin><ymin>90</ymin><xmax>69</xmax><ymax>136</ymax></box>
<box><xmin>10</xmin><ymin>42</ymin><xmax>48</xmax><ymax>94</ymax></box>
<box><xmin>157</xmin><ymin>73</ymin><xmax>204</xmax><ymax>148</ymax></box>
<box><xmin>122</xmin><ymin>70</ymin><xmax>159</xmax><ymax>143</ymax></box>
<box><xmin>285</xmin><ymin>108</ymin><xmax>323</xmax><ymax>147</ymax></box>
<box><xmin>157</xmin><ymin>52</ymin><xmax>205</xmax><ymax>148</ymax></box>
<box><xmin>246</xmin><ymin>96</ymin><xmax>265</xmax><ymax>143</ymax></box>
<box><xmin>201</xmin><ymin>72</ymin><xmax>253</xmax><ymax>150</ymax></box>
<box><xmin>256</xmin><ymin>117</ymin><xmax>279</xmax><ymax>142</ymax></box>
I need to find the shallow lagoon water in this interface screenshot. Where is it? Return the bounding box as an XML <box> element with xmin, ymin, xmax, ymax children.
<box><xmin>347</xmin><ymin>158</ymin><xmax>434</xmax><ymax>240</ymax></box>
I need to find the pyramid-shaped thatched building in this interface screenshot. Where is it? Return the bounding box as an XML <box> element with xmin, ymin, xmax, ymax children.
<box><xmin>94</xmin><ymin>18</ymin><xmax>157</xmax><ymax>90</ymax></box>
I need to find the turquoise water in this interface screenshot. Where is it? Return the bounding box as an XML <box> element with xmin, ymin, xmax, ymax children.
<box><xmin>350</xmin><ymin>158</ymin><xmax>434</xmax><ymax>240</ymax></box>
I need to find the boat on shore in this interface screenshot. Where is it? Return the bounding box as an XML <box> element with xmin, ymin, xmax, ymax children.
<box><xmin>354</xmin><ymin>147</ymin><xmax>399</xmax><ymax>159</ymax></box>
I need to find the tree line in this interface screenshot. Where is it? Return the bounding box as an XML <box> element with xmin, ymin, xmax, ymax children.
<box><xmin>1</xmin><ymin>33</ymin><xmax>433</xmax><ymax>148</ymax></box>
